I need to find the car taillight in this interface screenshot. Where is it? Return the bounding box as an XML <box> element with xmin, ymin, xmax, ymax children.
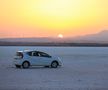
<box><xmin>15</xmin><ymin>52</ymin><xmax>23</xmax><ymax>59</ymax></box>
<box><xmin>14</xmin><ymin>56</ymin><xmax>23</xmax><ymax>60</ymax></box>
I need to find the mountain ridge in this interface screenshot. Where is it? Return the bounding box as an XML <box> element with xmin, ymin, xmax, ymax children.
<box><xmin>73</xmin><ymin>30</ymin><xmax>108</xmax><ymax>43</ymax></box>
<box><xmin>0</xmin><ymin>30</ymin><xmax>108</xmax><ymax>43</ymax></box>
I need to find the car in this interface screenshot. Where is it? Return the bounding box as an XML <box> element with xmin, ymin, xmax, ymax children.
<box><xmin>14</xmin><ymin>50</ymin><xmax>62</xmax><ymax>68</ymax></box>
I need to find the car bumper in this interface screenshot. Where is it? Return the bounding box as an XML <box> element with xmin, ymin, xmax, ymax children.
<box><xmin>13</xmin><ymin>59</ymin><xmax>22</xmax><ymax>65</ymax></box>
<box><xmin>58</xmin><ymin>61</ymin><xmax>63</xmax><ymax>66</ymax></box>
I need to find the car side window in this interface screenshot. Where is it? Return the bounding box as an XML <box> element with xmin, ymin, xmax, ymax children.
<box><xmin>27</xmin><ymin>52</ymin><xmax>39</xmax><ymax>56</ymax></box>
<box><xmin>27</xmin><ymin>51</ymin><xmax>51</xmax><ymax>57</ymax></box>
<box><xmin>27</xmin><ymin>52</ymin><xmax>32</xmax><ymax>56</ymax></box>
<box><xmin>32</xmin><ymin>52</ymin><xmax>39</xmax><ymax>56</ymax></box>
<box><xmin>39</xmin><ymin>52</ymin><xmax>51</xmax><ymax>58</ymax></box>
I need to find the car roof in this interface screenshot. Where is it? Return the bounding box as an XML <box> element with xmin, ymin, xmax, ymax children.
<box><xmin>17</xmin><ymin>50</ymin><xmax>51</xmax><ymax>56</ymax></box>
<box><xmin>17</xmin><ymin>50</ymin><xmax>45</xmax><ymax>53</ymax></box>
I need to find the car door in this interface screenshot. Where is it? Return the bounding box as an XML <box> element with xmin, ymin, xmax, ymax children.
<box><xmin>29</xmin><ymin>51</ymin><xmax>41</xmax><ymax>66</ymax></box>
<box><xmin>38</xmin><ymin>52</ymin><xmax>52</xmax><ymax>65</ymax></box>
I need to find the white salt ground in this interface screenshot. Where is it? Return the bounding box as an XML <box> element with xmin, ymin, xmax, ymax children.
<box><xmin>0</xmin><ymin>47</ymin><xmax>108</xmax><ymax>90</ymax></box>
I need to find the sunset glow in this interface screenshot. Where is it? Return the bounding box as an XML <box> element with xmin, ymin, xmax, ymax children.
<box><xmin>58</xmin><ymin>34</ymin><xmax>63</xmax><ymax>38</ymax></box>
<box><xmin>0</xmin><ymin>0</ymin><xmax>108</xmax><ymax>38</ymax></box>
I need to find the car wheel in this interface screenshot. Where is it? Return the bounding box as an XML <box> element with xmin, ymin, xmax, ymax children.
<box><xmin>22</xmin><ymin>61</ymin><xmax>30</xmax><ymax>69</ymax></box>
<box><xmin>51</xmin><ymin>61</ymin><xmax>58</xmax><ymax>68</ymax></box>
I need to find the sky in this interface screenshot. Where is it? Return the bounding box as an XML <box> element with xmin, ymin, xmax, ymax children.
<box><xmin>0</xmin><ymin>0</ymin><xmax>108</xmax><ymax>38</ymax></box>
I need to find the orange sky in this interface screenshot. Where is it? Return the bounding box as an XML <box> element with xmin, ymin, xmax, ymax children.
<box><xmin>0</xmin><ymin>0</ymin><xmax>108</xmax><ymax>38</ymax></box>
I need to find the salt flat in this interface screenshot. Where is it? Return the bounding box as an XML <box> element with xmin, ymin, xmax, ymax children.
<box><xmin>0</xmin><ymin>46</ymin><xmax>108</xmax><ymax>90</ymax></box>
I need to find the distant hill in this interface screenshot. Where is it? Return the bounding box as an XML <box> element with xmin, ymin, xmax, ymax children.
<box><xmin>73</xmin><ymin>30</ymin><xmax>108</xmax><ymax>43</ymax></box>
<box><xmin>0</xmin><ymin>30</ymin><xmax>108</xmax><ymax>44</ymax></box>
<box><xmin>0</xmin><ymin>37</ymin><xmax>58</xmax><ymax>43</ymax></box>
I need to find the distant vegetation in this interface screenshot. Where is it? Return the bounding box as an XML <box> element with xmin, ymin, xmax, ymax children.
<box><xmin>0</xmin><ymin>41</ymin><xmax>108</xmax><ymax>47</ymax></box>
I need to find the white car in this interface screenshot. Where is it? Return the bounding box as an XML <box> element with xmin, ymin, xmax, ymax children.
<box><xmin>14</xmin><ymin>50</ymin><xmax>62</xmax><ymax>68</ymax></box>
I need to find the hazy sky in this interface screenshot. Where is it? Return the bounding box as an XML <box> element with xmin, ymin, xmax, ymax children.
<box><xmin>0</xmin><ymin>0</ymin><xmax>108</xmax><ymax>38</ymax></box>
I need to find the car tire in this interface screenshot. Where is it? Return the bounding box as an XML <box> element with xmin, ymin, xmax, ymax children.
<box><xmin>22</xmin><ymin>61</ymin><xmax>30</xmax><ymax>69</ymax></box>
<box><xmin>51</xmin><ymin>61</ymin><xmax>58</xmax><ymax>68</ymax></box>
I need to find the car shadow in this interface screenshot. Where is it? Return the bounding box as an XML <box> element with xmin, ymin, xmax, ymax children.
<box><xmin>10</xmin><ymin>66</ymin><xmax>62</xmax><ymax>70</ymax></box>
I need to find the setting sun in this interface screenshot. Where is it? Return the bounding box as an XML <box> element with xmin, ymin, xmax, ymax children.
<box><xmin>58</xmin><ymin>34</ymin><xmax>63</xmax><ymax>38</ymax></box>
